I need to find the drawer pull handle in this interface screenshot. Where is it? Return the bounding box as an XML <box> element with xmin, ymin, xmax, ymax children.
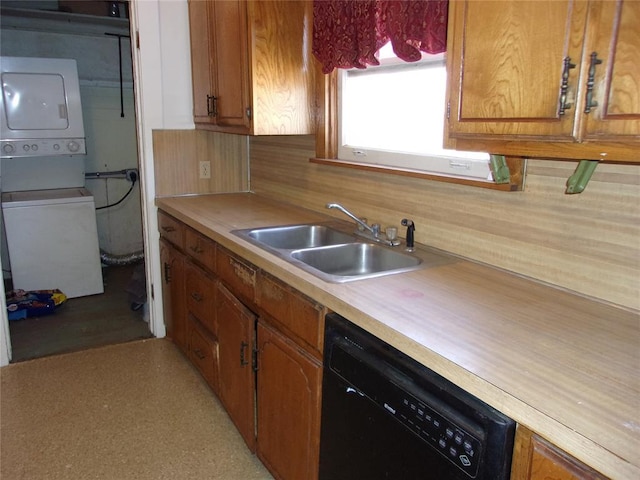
<box><xmin>191</xmin><ymin>292</ymin><xmax>203</xmax><ymax>302</ymax></box>
<box><xmin>193</xmin><ymin>348</ymin><xmax>206</xmax><ymax>360</ymax></box>
<box><xmin>161</xmin><ymin>226</ymin><xmax>176</xmax><ymax>233</ymax></box>
<box><xmin>190</xmin><ymin>245</ymin><xmax>204</xmax><ymax>254</ymax></box>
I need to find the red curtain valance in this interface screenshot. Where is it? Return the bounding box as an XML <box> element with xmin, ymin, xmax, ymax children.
<box><xmin>312</xmin><ymin>0</ymin><xmax>449</xmax><ymax>74</ymax></box>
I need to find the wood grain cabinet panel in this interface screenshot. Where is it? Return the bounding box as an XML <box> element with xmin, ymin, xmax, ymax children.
<box><xmin>256</xmin><ymin>321</ymin><xmax>322</xmax><ymax>480</ymax></box>
<box><xmin>185</xmin><ymin>227</ymin><xmax>217</xmax><ymax>273</ymax></box>
<box><xmin>446</xmin><ymin>0</ymin><xmax>639</xmax><ymax>162</ymax></box>
<box><xmin>159</xmin><ymin>237</ymin><xmax>187</xmax><ymax>353</ymax></box>
<box><xmin>256</xmin><ymin>270</ymin><xmax>326</xmax><ymax>358</ymax></box>
<box><xmin>216</xmin><ymin>246</ymin><xmax>257</xmax><ymax>308</ymax></box>
<box><xmin>185</xmin><ymin>261</ymin><xmax>217</xmax><ymax>336</ymax></box>
<box><xmin>511</xmin><ymin>426</ymin><xmax>608</xmax><ymax>480</ymax></box>
<box><xmin>187</xmin><ymin>0</ymin><xmax>315</xmax><ymax>135</ymax></box>
<box><xmin>158</xmin><ymin>211</ymin><xmax>185</xmax><ymax>250</ymax></box>
<box><xmin>217</xmin><ymin>282</ymin><xmax>257</xmax><ymax>451</ymax></box>
<box><xmin>188</xmin><ymin>316</ymin><xmax>219</xmax><ymax>394</ymax></box>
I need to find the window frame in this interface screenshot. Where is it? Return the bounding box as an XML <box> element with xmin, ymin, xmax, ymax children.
<box><xmin>311</xmin><ymin>67</ymin><xmax>525</xmax><ymax>191</ymax></box>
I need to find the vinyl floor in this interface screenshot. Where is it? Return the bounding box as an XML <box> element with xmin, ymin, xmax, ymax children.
<box><xmin>0</xmin><ymin>338</ymin><xmax>273</xmax><ymax>479</ymax></box>
<box><xmin>7</xmin><ymin>264</ymin><xmax>153</xmax><ymax>363</ymax></box>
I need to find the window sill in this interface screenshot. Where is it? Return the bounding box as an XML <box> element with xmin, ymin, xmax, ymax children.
<box><xmin>309</xmin><ymin>157</ymin><xmax>525</xmax><ymax>191</ymax></box>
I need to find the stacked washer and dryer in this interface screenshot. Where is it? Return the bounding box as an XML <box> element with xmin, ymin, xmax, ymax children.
<box><xmin>1</xmin><ymin>56</ymin><xmax>103</xmax><ymax>298</ymax></box>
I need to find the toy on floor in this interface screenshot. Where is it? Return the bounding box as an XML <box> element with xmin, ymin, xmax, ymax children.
<box><xmin>5</xmin><ymin>289</ymin><xmax>67</xmax><ymax>321</ymax></box>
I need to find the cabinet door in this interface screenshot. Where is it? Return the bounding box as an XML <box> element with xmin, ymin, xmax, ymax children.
<box><xmin>217</xmin><ymin>282</ymin><xmax>256</xmax><ymax>450</ymax></box>
<box><xmin>511</xmin><ymin>426</ymin><xmax>607</xmax><ymax>480</ymax></box>
<box><xmin>210</xmin><ymin>0</ymin><xmax>251</xmax><ymax>131</ymax></box>
<box><xmin>447</xmin><ymin>0</ymin><xmax>589</xmax><ymax>140</ymax></box>
<box><xmin>188</xmin><ymin>0</ymin><xmax>215</xmax><ymax>124</ymax></box>
<box><xmin>256</xmin><ymin>321</ymin><xmax>322</xmax><ymax>480</ymax></box>
<box><xmin>581</xmin><ymin>0</ymin><xmax>640</xmax><ymax>140</ymax></box>
<box><xmin>160</xmin><ymin>238</ymin><xmax>187</xmax><ymax>353</ymax></box>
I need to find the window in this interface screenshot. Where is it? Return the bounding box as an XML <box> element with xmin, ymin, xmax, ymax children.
<box><xmin>337</xmin><ymin>43</ymin><xmax>492</xmax><ymax>181</ymax></box>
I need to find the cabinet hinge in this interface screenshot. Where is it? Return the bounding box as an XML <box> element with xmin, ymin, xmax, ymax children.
<box><xmin>446</xmin><ymin>101</ymin><xmax>451</xmax><ymax>120</ymax></box>
<box><xmin>246</xmin><ymin>107</ymin><xmax>252</xmax><ymax>119</ymax></box>
<box><xmin>150</xmin><ymin>283</ymin><xmax>154</xmax><ymax>300</ymax></box>
<box><xmin>252</xmin><ymin>347</ymin><xmax>259</xmax><ymax>372</ymax></box>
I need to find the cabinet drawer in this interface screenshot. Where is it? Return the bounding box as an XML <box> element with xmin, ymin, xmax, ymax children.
<box><xmin>257</xmin><ymin>271</ymin><xmax>326</xmax><ymax>357</ymax></box>
<box><xmin>158</xmin><ymin>211</ymin><xmax>185</xmax><ymax>249</ymax></box>
<box><xmin>185</xmin><ymin>228</ymin><xmax>216</xmax><ymax>272</ymax></box>
<box><xmin>188</xmin><ymin>317</ymin><xmax>219</xmax><ymax>393</ymax></box>
<box><xmin>185</xmin><ymin>261</ymin><xmax>217</xmax><ymax>335</ymax></box>
<box><xmin>216</xmin><ymin>247</ymin><xmax>257</xmax><ymax>306</ymax></box>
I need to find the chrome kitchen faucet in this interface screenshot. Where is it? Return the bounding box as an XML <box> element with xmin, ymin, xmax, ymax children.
<box><xmin>326</xmin><ymin>203</ymin><xmax>401</xmax><ymax>247</ymax></box>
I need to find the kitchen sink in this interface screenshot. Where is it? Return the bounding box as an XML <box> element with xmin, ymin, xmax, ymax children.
<box><xmin>232</xmin><ymin>223</ymin><xmax>434</xmax><ymax>283</ymax></box>
<box><xmin>241</xmin><ymin>224</ymin><xmax>355</xmax><ymax>249</ymax></box>
<box><xmin>290</xmin><ymin>243</ymin><xmax>423</xmax><ymax>282</ymax></box>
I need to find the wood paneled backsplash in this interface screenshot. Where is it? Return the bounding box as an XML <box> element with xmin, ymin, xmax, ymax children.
<box><xmin>153</xmin><ymin>130</ymin><xmax>249</xmax><ymax>196</ymax></box>
<box><xmin>151</xmin><ymin>129</ymin><xmax>638</xmax><ymax>310</ymax></box>
<box><xmin>249</xmin><ymin>135</ymin><xmax>640</xmax><ymax>311</ymax></box>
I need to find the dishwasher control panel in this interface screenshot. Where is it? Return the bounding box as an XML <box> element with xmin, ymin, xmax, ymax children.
<box><xmin>395</xmin><ymin>388</ymin><xmax>482</xmax><ymax>476</ymax></box>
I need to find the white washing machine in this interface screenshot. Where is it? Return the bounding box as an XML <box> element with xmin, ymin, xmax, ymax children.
<box><xmin>2</xmin><ymin>187</ymin><xmax>104</xmax><ymax>298</ymax></box>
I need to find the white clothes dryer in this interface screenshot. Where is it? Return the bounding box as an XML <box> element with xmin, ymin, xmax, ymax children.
<box><xmin>2</xmin><ymin>187</ymin><xmax>103</xmax><ymax>298</ymax></box>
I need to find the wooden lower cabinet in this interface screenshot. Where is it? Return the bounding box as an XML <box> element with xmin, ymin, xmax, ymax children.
<box><xmin>217</xmin><ymin>282</ymin><xmax>257</xmax><ymax>451</ymax></box>
<box><xmin>256</xmin><ymin>320</ymin><xmax>322</xmax><ymax>480</ymax></box>
<box><xmin>511</xmin><ymin>425</ymin><xmax>608</xmax><ymax>480</ymax></box>
<box><xmin>159</xmin><ymin>237</ymin><xmax>187</xmax><ymax>353</ymax></box>
<box><xmin>188</xmin><ymin>316</ymin><xmax>219</xmax><ymax>393</ymax></box>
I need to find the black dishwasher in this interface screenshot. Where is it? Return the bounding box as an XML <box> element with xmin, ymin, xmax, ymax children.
<box><xmin>319</xmin><ymin>313</ymin><xmax>515</xmax><ymax>480</ymax></box>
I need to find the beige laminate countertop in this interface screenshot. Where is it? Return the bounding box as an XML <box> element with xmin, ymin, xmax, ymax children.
<box><xmin>156</xmin><ymin>193</ymin><xmax>639</xmax><ymax>480</ymax></box>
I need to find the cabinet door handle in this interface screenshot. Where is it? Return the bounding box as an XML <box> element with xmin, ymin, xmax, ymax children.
<box><xmin>207</xmin><ymin>95</ymin><xmax>218</xmax><ymax>117</ymax></box>
<box><xmin>191</xmin><ymin>292</ymin><xmax>203</xmax><ymax>302</ymax></box>
<box><xmin>240</xmin><ymin>341</ymin><xmax>249</xmax><ymax>366</ymax></box>
<box><xmin>163</xmin><ymin>262</ymin><xmax>171</xmax><ymax>284</ymax></box>
<box><xmin>584</xmin><ymin>52</ymin><xmax>602</xmax><ymax>114</ymax></box>
<box><xmin>558</xmin><ymin>56</ymin><xmax>576</xmax><ymax>116</ymax></box>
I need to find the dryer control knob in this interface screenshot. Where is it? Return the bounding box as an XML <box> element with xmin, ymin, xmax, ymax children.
<box><xmin>67</xmin><ymin>141</ymin><xmax>80</xmax><ymax>153</ymax></box>
<box><xmin>2</xmin><ymin>143</ymin><xmax>15</xmax><ymax>155</ymax></box>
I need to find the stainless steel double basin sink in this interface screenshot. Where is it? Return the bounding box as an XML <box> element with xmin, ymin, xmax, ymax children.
<box><xmin>232</xmin><ymin>223</ymin><xmax>438</xmax><ymax>283</ymax></box>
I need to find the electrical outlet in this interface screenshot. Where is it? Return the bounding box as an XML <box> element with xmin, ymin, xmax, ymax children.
<box><xmin>199</xmin><ymin>161</ymin><xmax>211</xmax><ymax>179</ymax></box>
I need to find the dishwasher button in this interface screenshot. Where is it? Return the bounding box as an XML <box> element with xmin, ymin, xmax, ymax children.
<box><xmin>438</xmin><ymin>438</ymin><xmax>447</xmax><ymax>449</ymax></box>
<box><xmin>454</xmin><ymin>433</ymin><xmax>464</xmax><ymax>445</ymax></box>
<box><xmin>449</xmin><ymin>447</ymin><xmax>457</xmax><ymax>457</ymax></box>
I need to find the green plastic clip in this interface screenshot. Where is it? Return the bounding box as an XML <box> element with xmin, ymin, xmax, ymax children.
<box><xmin>566</xmin><ymin>160</ymin><xmax>599</xmax><ymax>194</ymax></box>
<box><xmin>489</xmin><ymin>154</ymin><xmax>510</xmax><ymax>184</ymax></box>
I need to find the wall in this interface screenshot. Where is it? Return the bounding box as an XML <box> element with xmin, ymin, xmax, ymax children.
<box><xmin>249</xmin><ymin>135</ymin><xmax>640</xmax><ymax>312</ymax></box>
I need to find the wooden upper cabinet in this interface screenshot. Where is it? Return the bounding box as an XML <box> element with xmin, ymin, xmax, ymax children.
<box><xmin>581</xmin><ymin>0</ymin><xmax>640</xmax><ymax>140</ymax></box>
<box><xmin>187</xmin><ymin>0</ymin><xmax>315</xmax><ymax>136</ymax></box>
<box><xmin>446</xmin><ymin>0</ymin><xmax>640</xmax><ymax>162</ymax></box>
<box><xmin>188</xmin><ymin>0</ymin><xmax>216</xmax><ymax>125</ymax></box>
<box><xmin>209</xmin><ymin>0</ymin><xmax>251</xmax><ymax>131</ymax></box>
<box><xmin>449</xmin><ymin>0</ymin><xmax>586</xmax><ymax>139</ymax></box>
